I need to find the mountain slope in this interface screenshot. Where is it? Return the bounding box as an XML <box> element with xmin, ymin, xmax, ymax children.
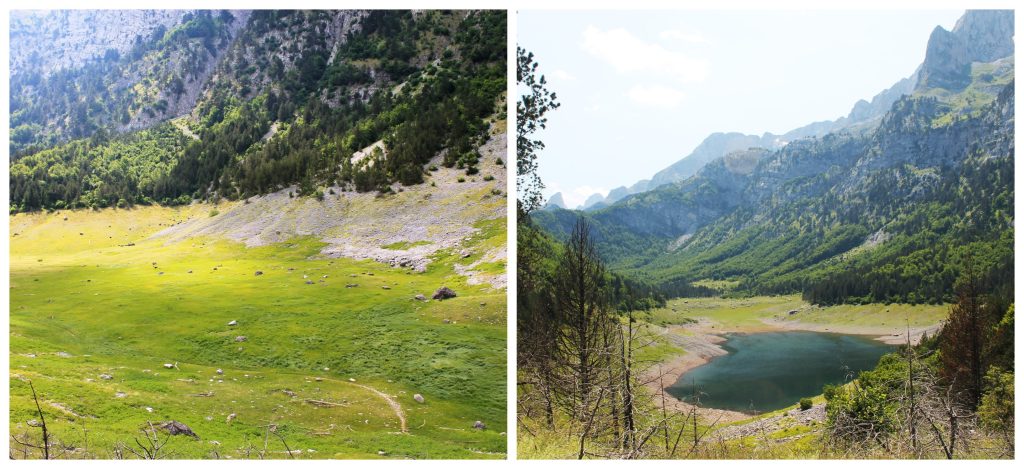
<box><xmin>534</xmin><ymin>10</ymin><xmax>1014</xmax><ymax>305</ymax></box>
<box><xmin>9</xmin><ymin>10</ymin><xmax>506</xmax><ymax>213</ymax></box>
<box><xmin>577</xmin><ymin>57</ymin><xmax>922</xmax><ymax>210</ymax></box>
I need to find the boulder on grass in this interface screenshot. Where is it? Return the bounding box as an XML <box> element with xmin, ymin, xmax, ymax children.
<box><xmin>157</xmin><ymin>420</ymin><xmax>199</xmax><ymax>440</ymax></box>
<box><xmin>432</xmin><ymin>287</ymin><xmax>457</xmax><ymax>300</ymax></box>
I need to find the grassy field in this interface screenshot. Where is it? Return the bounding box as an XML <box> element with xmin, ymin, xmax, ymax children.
<box><xmin>9</xmin><ymin>205</ymin><xmax>506</xmax><ymax>459</ymax></box>
<box><xmin>648</xmin><ymin>295</ymin><xmax>947</xmax><ymax>333</ymax></box>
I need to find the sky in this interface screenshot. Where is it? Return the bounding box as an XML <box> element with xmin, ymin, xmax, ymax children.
<box><xmin>518</xmin><ymin>10</ymin><xmax>965</xmax><ymax>209</ymax></box>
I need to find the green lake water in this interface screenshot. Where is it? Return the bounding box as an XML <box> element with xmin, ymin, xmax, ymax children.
<box><xmin>666</xmin><ymin>331</ymin><xmax>895</xmax><ymax>413</ymax></box>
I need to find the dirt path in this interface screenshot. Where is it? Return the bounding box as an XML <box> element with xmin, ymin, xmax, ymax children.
<box><xmin>340</xmin><ymin>380</ymin><xmax>408</xmax><ymax>433</ymax></box>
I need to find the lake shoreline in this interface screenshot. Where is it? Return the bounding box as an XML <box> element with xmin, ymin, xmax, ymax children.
<box><xmin>645</xmin><ymin>312</ymin><xmax>944</xmax><ymax>421</ymax></box>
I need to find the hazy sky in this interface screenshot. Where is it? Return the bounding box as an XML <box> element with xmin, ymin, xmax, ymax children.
<box><xmin>519</xmin><ymin>10</ymin><xmax>964</xmax><ymax>208</ymax></box>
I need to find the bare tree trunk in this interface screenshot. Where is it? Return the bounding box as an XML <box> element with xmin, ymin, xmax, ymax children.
<box><xmin>621</xmin><ymin>311</ymin><xmax>636</xmax><ymax>452</ymax></box>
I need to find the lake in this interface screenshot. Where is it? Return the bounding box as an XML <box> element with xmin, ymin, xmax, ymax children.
<box><xmin>666</xmin><ymin>331</ymin><xmax>895</xmax><ymax>413</ymax></box>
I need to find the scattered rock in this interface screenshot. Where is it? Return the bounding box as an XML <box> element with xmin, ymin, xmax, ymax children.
<box><xmin>788</xmin><ymin>310</ymin><xmax>799</xmax><ymax>315</ymax></box>
<box><xmin>414</xmin><ymin>294</ymin><xmax>427</xmax><ymax>301</ymax></box>
<box><xmin>443</xmin><ymin>319</ymin><xmax>451</xmax><ymax>324</ymax></box>
<box><xmin>235</xmin><ymin>336</ymin><xmax>247</xmax><ymax>342</ymax></box>
<box><xmin>254</xmin><ymin>271</ymin><xmax>263</xmax><ymax>276</ymax></box>
<box><xmin>187</xmin><ymin>270</ymin><xmax>193</xmax><ymax>274</ymax></box>
<box><xmin>145</xmin><ymin>407</ymin><xmax>154</xmax><ymax>413</ymax></box>
<box><xmin>216</xmin><ymin>369</ymin><xmax>224</xmax><ymax>375</ymax></box>
<box><xmin>115</xmin><ymin>392</ymin><xmax>127</xmax><ymax>398</ymax></box>
<box><xmin>228</xmin><ymin>320</ymin><xmax>238</xmax><ymax>326</ymax></box>
<box><xmin>282</xmin><ymin>390</ymin><xmax>297</xmax><ymax>397</ymax></box>
<box><xmin>381</xmin><ymin>285</ymin><xmax>391</xmax><ymax>290</ymax></box>
<box><xmin>305</xmin><ymin>280</ymin><xmax>314</xmax><ymax>285</ymax></box>
<box><xmin>378</xmin><ymin>450</ymin><xmax>387</xmax><ymax>456</ymax></box>
<box><xmin>56</xmin><ymin>351</ymin><xmax>72</xmax><ymax>358</ymax></box>
<box><xmin>413</xmin><ymin>394</ymin><xmax>425</xmax><ymax>403</ymax></box>
<box><xmin>226</xmin><ymin>413</ymin><xmax>236</xmax><ymax>424</ymax></box>
<box><xmin>460</xmin><ymin>251</ymin><xmax>472</xmax><ymax>258</ymax></box>
<box><xmin>348</xmin><ymin>378</ymin><xmax>356</xmax><ymax>382</ymax></box>
<box><xmin>432</xmin><ymin>286</ymin><xmax>457</xmax><ymax>300</ymax></box>
<box><xmin>163</xmin><ymin>363</ymin><xmax>175</xmax><ymax>369</ymax></box>
<box><xmin>473</xmin><ymin>421</ymin><xmax>486</xmax><ymax>430</ymax></box>
<box><xmin>99</xmin><ymin>374</ymin><xmax>113</xmax><ymax>380</ymax></box>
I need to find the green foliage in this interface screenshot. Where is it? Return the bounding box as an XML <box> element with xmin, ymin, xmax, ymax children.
<box><xmin>9</xmin><ymin>124</ymin><xmax>191</xmax><ymax>211</ymax></box>
<box><xmin>824</xmin><ymin>353</ymin><xmax>906</xmax><ymax>440</ymax></box>
<box><xmin>799</xmin><ymin>397</ymin><xmax>813</xmax><ymax>411</ymax></box>
<box><xmin>978</xmin><ymin>367</ymin><xmax>1014</xmax><ymax>433</ymax></box>
<box><xmin>517</xmin><ymin>47</ymin><xmax>561</xmax><ymax>213</ymax></box>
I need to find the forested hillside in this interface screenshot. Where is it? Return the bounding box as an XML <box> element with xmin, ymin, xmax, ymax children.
<box><xmin>534</xmin><ymin>10</ymin><xmax>1013</xmax><ymax>306</ymax></box>
<box><xmin>9</xmin><ymin>10</ymin><xmax>506</xmax><ymax>213</ymax></box>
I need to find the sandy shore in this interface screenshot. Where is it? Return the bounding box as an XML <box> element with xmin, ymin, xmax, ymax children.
<box><xmin>763</xmin><ymin>317</ymin><xmax>944</xmax><ymax>345</ymax></box>
<box><xmin>644</xmin><ymin>314</ymin><xmax>944</xmax><ymax>422</ymax></box>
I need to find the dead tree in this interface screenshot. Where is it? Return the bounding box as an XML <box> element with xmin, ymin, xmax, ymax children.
<box><xmin>554</xmin><ymin>217</ymin><xmax>611</xmax><ymax>420</ymax></box>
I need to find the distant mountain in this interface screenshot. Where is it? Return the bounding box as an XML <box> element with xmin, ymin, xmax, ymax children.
<box><xmin>544</xmin><ymin>192</ymin><xmax>567</xmax><ymax>210</ymax></box>
<box><xmin>534</xmin><ymin>10</ymin><xmax>1014</xmax><ymax>305</ymax></box>
<box><xmin>578</xmin><ymin>41</ymin><xmax>926</xmax><ymax>210</ymax></box>
<box><xmin>580</xmin><ymin>192</ymin><xmax>606</xmax><ymax>210</ymax></box>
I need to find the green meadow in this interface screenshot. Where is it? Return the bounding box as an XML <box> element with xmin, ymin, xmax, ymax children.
<box><xmin>9</xmin><ymin>206</ymin><xmax>506</xmax><ymax>459</ymax></box>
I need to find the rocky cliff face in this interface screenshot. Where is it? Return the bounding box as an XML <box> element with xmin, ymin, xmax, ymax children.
<box><xmin>9</xmin><ymin>10</ymin><xmax>188</xmax><ymax>77</ymax></box>
<box><xmin>916</xmin><ymin>9</ymin><xmax>1014</xmax><ymax>91</ymax></box>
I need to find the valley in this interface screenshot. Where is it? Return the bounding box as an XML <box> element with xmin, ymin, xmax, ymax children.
<box><xmin>9</xmin><ymin>164</ymin><xmax>508</xmax><ymax>458</ymax></box>
<box><xmin>8</xmin><ymin>9</ymin><xmax>508</xmax><ymax>460</ymax></box>
<box><xmin>517</xmin><ymin>9</ymin><xmax>1013</xmax><ymax>460</ymax></box>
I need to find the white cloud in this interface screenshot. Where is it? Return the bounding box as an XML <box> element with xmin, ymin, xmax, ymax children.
<box><xmin>581</xmin><ymin>25</ymin><xmax>709</xmax><ymax>83</ymax></box>
<box><xmin>659</xmin><ymin>29</ymin><xmax>709</xmax><ymax>44</ymax></box>
<box><xmin>552</xmin><ymin>69</ymin><xmax>576</xmax><ymax>81</ymax></box>
<box><xmin>627</xmin><ymin>84</ymin><xmax>686</xmax><ymax>108</ymax></box>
